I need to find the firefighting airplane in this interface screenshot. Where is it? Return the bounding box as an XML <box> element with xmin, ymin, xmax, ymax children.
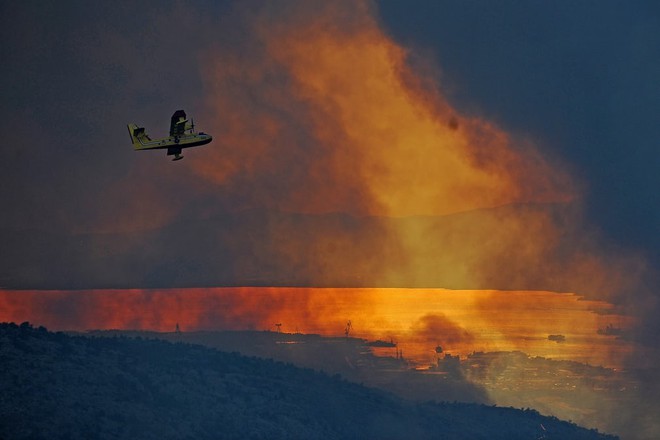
<box><xmin>127</xmin><ymin>110</ymin><xmax>212</xmax><ymax>161</ymax></box>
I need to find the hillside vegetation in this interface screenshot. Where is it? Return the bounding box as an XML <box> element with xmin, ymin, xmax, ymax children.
<box><xmin>0</xmin><ymin>323</ymin><xmax>616</xmax><ymax>439</ymax></box>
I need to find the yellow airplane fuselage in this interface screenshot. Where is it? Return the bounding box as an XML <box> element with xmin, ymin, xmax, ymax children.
<box><xmin>130</xmin><ymin>130</ymin><xmax>212</xmax><ymax>151</ymax></box>
<box><xmin>127</xmin><ymin>120</ymin><xmax>212</xmax><ymax>161</ymax></box>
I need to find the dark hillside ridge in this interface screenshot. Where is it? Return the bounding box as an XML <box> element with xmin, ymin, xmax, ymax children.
<box><xmin>0</xmin><ymin>323</ymin><xmax>617</xmax><ymax>440</ymax></box>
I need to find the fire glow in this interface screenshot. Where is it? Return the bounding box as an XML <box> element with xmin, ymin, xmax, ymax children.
<box><xmin>0</xmin><ymin>287</ymin><xmax>633</xmax><ymax>367</ymax></box>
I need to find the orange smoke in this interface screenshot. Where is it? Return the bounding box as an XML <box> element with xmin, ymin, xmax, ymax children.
<box><xmin>195</xmin><ymin>1</ymin><xmax>572</xmax><ymax>217</ymax></box>
<box><xmin>0</xmin><ymin>288</ymin><xmax>367</xmax><ymax>334</ymax></box>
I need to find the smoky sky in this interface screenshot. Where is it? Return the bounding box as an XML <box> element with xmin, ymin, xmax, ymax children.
<box><xmin>0</xmin><ymin>1</ymin><xmax>655</xmax><ymax>242</ymax></box>
<box><xmin>1</xmin><ymin>0</ymin><xmax>244</xmax><ymax>232</ymax></box>
<box><xmin>0</xmin><ymin>0</ymin><xmax>657</xmax><ymax>305</ymax></box>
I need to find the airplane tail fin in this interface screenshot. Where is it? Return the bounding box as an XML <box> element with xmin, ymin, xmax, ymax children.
<box><xmin>127</xmin><ymin>124</ymin><xmax>151</xmax><ymax>149</ymax></box>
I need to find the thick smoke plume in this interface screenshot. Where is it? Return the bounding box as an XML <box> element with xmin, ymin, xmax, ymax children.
<box><xmin>195</xmin><ymin>1</ymin><xmax>572</xmax><ymax>217</ymax></box>
<box><xmin>170</xmin><ymin>0</ymin><xmax>651</xmax><ymax>310</ymax></box>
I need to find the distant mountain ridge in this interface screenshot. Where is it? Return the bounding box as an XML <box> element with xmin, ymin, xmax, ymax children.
<box><xmin>1</xmin><ymin>202</ymin><xmax>602</xmax><ymax>291</ymax></box>
<box><xmin>0</xmin><ymin>322</ymin><xmax>617</xmax><ymax>439</ymax></box>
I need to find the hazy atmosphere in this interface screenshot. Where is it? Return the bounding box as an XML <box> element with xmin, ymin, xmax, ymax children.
<box><xmin>1</xmin><ymin>1</ymin><xmax>658</xmax><ymax>439</ymax></box>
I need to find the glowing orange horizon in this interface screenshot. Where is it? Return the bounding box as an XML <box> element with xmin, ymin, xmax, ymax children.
<box><xmin>0</xmin><ymin>287</ymin><xmax>634</xmax><ymax>367</ymax></box>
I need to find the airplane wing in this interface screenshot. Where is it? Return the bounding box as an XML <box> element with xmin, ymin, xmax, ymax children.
<box><xmin>169</xmin><ymin>109</ymin><xmax>188</xmax><ymax>137</ymax></box>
